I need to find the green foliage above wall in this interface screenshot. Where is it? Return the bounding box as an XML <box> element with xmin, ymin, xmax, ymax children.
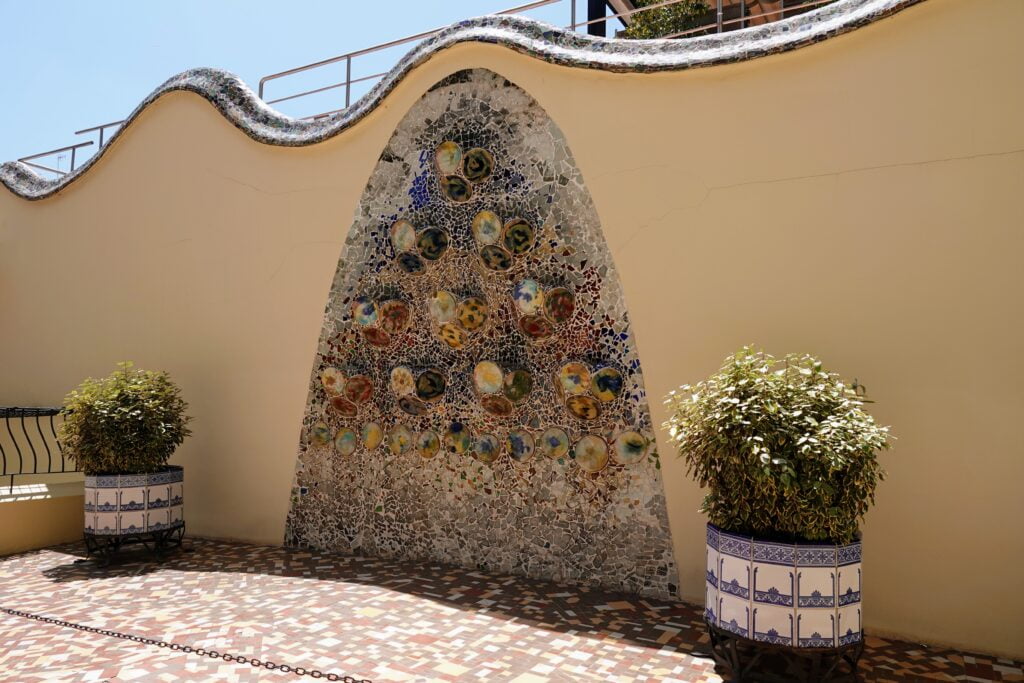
<box><xmin>621</xmin><ymin>0</ymin><xmax>711</xmax><ymax>39</ymax></box>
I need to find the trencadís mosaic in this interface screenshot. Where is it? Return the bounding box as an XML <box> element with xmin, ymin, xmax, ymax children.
<box><xmin>1</xmin><ymin>0</ymin><xmax>923</xmax><ymax>201</ymax></box>
<box><xmin>285</xmin><ymin>68</ymin><xmax>678</xmax><ymax>598</ymax></box>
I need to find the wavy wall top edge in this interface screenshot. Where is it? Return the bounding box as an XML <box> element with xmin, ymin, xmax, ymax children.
<box><xmin>0</xmin><ymin>0</ymin><xmax>922</xmax><ymax>201</ymax></box>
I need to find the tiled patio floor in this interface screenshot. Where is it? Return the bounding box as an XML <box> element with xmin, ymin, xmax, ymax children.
<box><xmin>0</xmin><ymin>539</ymin><xmax>1020</xmax><ymax>682</ymax></box>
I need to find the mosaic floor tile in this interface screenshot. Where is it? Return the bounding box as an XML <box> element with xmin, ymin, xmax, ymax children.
<box><xmin>0</xmin><ymin>539</ymin><xmax>1020</xmax><ymax>682</ymax></box>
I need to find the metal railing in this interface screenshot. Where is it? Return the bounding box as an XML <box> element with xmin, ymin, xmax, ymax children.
<box><xmin>0</xmin><ymin>407</ymin><xmax>75</xmax><ymax>491</ymax></box>
<box><xmin>17</xmin><ymin>142</ymin><xmax>94</xmax><ymax>177</ymax></box>
<box><xmin>257</xmin><ymin>0</ymin><xmax>566</xmax><ymax>115</ymax></box>
<box><xmin>17</xmin><ymin>0</ymin><xmax>832</xmax><ymax>176</ymax></box>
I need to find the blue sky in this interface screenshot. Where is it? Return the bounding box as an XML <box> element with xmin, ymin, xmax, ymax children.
<box><xmin>0</xmin><ymin>1</ymin><xmax>620</xmax><ymax>171</ymax></box>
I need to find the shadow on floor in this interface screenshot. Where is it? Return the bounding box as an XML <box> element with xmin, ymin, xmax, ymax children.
<box><xmin>34</xmin><ymin>537</ymin><xmax>716</xmax><ymax>657</ymax></box>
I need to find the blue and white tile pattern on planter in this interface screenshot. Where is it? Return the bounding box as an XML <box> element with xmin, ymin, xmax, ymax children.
<box><xmin>84</xmin><ymin>466</ymin><xmax>184</xmax><ymax>536</ymax></box>
<box><xmin>704</xmin><ymin>523</ymin><xmax>862</xmax><ymax>648</ymax></box>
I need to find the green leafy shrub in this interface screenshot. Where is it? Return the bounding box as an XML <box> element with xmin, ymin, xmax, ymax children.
<box><xmin>59</xmin><ymin>362</ymin><xmax>192</xmax><ymax>475</ymax></box>
<box><xmin>621</xmin><ymin>0</ymin><xmax>711</xmax><ymax>39</ymax></box>
<box><xmin>663</xmin><ymin>348</ymin><xmax>889</xmax><ymax>543</ymax></box>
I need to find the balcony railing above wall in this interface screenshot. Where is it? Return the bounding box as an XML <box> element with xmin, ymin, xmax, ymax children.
<box><xmin>16</xmin><ymin>0</ymin><xmax>832</xmax><ymax>178</ymax></box>
<box><xmin>0</xmin><ymin>408</ymin><xmax>76</xmax><ymax>493</ymax></box>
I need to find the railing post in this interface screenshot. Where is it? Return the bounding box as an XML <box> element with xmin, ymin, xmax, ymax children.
<box><xmin>99</xmin><ymin>127</ymin><xmax>105</xmax><ymax>148</ymax></box>
<box><xmin>740</xmin><ymin>0</ymin><xmax>746</xmax><ymax>29</ymax></box>
<box><xmin>587</xmin><ymin>0</ymin><xmax>605</xmax><ymax>36</ymax></box>
<box><xmin>570</xmin><ymin>0</ymin><xmax>576</xmax><ymax>30</ymax></box>
<box><xmin>717</xmin><ymin>0</ymin><xmax>724</xmax><ymax>32</ymax></box>
<box><xmin>345</xmin><ymin>55</ymin><xmax>352</xmax><ymax>108</ymax></box>
<box><xmin>70</xmin><ymin>146</ymin><xmax>77</xmax><ymax>171</ymax></box>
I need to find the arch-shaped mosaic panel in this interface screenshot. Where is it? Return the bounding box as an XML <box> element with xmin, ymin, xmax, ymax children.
<box><xmin>286</xmin><ymin>68</ymin><xmax>677</xmax><ymax>599</ymax></box>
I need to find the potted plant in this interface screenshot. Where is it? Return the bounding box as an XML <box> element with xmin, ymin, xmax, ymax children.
<box><xmin>664</xmin><ymin>348</ymin><xmax>888</xmax><ymax>668</ymax></box>
<box><xmin>60</xmin><ymin>362</ymin><xmax>192</xmax><ymax>549</ymax></box>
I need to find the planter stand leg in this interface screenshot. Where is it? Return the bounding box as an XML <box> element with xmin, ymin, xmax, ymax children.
<box><xmin>706</xmin><ymin>621</ymin><xmax>862</xmax><ymax>682</ymax></box>
<box><xmin>83</xmin><ymin>525</ymin><xmax>185</xmax><ymax>565</ymax></box>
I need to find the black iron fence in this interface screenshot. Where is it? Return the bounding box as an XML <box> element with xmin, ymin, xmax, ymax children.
<box><xmin>0</xmin><ymin>407</ymin><xmax>75</xmax><ymax>490</ymax></box>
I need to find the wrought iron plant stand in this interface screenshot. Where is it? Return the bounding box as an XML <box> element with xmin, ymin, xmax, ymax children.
<box><xmin>83</xmin><ymin>524</ymin><xmax>185</xmax><ymax>565</ymax></box>
<box><xmin>707</xmin><ymin>621</ymin><xmax>864</xmax><ymax>682</ymax></box>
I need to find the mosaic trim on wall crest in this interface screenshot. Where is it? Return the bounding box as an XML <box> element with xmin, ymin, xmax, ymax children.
<box><xmin>3</xmin><ymin>0</ymin><xmax>923</xmax><ymax>201</ymax></box>
<box><xmin>286</xmin><ymin>68</ymin><xmax>677</xmax><ymax>598</ymax></box>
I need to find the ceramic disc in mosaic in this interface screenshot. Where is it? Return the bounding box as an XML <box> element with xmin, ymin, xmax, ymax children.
<box><xmin>427</xmin><ymin>290</ymin><xmax>457</xmax><ymax>323</ymax></box>
<box><xmin>320</xmin><ymin>367</ymin><xmax>345</xmax><ymax>395</ymax></box>
<box><xmin>398</xmin><ymin>396</ymin><xmax>429</xmax><ymax>416</ymax></box>
<box><xmin>462</xmin><ymin>147</ymin><xmax>494</xmax><ymax>182</ymax></box>
<box><xmin>481</xmin><ymin>394</ymin><xmax>514</xmax><ymax>417</ymax></box>
<box><xmin>350</xmin><ymin>297</ymin><xmax>378</xmax><ymax>326</ymax></box>
<box><xmin>565</xmin><ymin>395</ymin><xmax>601</xmax><ymax>420</ymax></box>
<box><xmin>544</xmin><ymin>287</ymin><xmax>576</xmax><ymax>324</ymax></box>
<box><xmin>434</xmin><ymin>141</ymin><xmax>462</xmax><ymax>174</ymax></box>
<box><xmin>591</xmin><ymin>367</ymin><xmax>624</xmax><ymax>402</ymax></box>
<box><xmin>390</xmin><ymin>365</ymin><xmax>416</xmax><ymax>396</ymax></box>
<box><xmin>379</xmin><ymin>300</ymin><xmax>411</xmax><ymax>334</ymax></box>
<box><xmin>473</xmin><ymin>433</ymin><xmax>502</xmax><ymax>463</ymax></box>
<box><xmin>506</xmin><ymin>429</ymin><xmax>535</xmax><ymax>463</ymax></box>
<box><xmin>612</xmin><ymin>431</ymin><xmax>649</xmax><ymax>465</ymax></box>
<box><xmin>329</xmin><ymin>396</ymin><xmax>358</xmax><ymax>417</ymax></box>
<box><xmin>473</xmin><ymin>361</ymin><xmax>503</xmax><ymax>394</ymax></box>
<box><xmin>444</xmin><ymin>422</ymin><xmax>472</xmax><ymax>454</ymax></box>
<box><xmin>502</xmin><ymin>218</ymin><xmax>535</xmax><ymax>255</ymax></box>
<box><xmin>390</xmin><ymin>219</ymin><xmax>416</xmax><ymax>252</ymax></box>
<box><xmin>471</xmin><ymin>210</ymin><xmax>502</xmax><ymax>245</ymax></box>
<box><xmin>440</xmin><ymin>175</ymin><xmax>472</xmax><ymax>203</ymax></box>
<box><xmin>334</xmin><ymin>428</ymin><xmax>358</xmax><ymax>456</ymax></box>
<box><xmin>362</xmin><ymin>327</ymin><xmax>392</xmax><ymax>348</ymax></box>
<box><xmin>416</xmin><ymin>227</ymin><xmax>449</xmax><ymax>261</ymax></box>
<box><xmin>518</xmin><ymin>314</ymin><xmax>554</xmax><ymax>340</ymax></box>
<box><xmin>343</xmin><ymin>375</ymin><xmax>374</xmax><ymax>404</ymax></box>
<box><xmin>417</xmin><ymin>430</ymin><xmax>441</xmax><ymax>459</ymax></box>
<box><xmin>415</xmin><ymin>369</ymin><xmax>446</xmax><ymax>402</ymax></box>
<box><xmin>512</xmin><ymin>279</ymin><xmax>544</xmax><ymax>315</ymax></box>
<box><xmin>387</xmin><ymin>425</ymin><xmax>413</xmax><ymax>455</ymax></box>
<box><xmin>436</xmin><ymin>322</ymin><xmax>467</xmax><ymax>349</ymax></box>
<box><xmin>396</xmin><ymin>251</ymin><xmax>426</xmax><ymax>275</ymax></box>
<box><xmin>557</xmin><ymin>362</ymin><xmax>591</xmax><ymax>395</ymax></box>
<box><xmin>456</xmin><ymin>297</ymin><xmax>488</xmax><ymax>331</ymax></box>
<box><xmin>502</xmin><ymin>369</ymin><xmax>533</xmax><ymax>403</ymax></box>
<box><xmin>361</xmin><ymin>422</ymin><xmax>383</xmax><ymax>450</ymax></box>
<box><xmin>538</xmin><ymin>427</ymin><xmax>570</xmax><ymax>459</ymax></box>
<box><xmin>479</xmin><ymin>244</ymin><xmax>512</xmax><ymax>271</ymax></box>
<box><xmin>310</xmin><ymin>421</ymin><xmax>332</xmax><ymax>446</ymax></box>
<box><xmin>573</xmin><ymin>434</ymin><xmax>609</xmax><ymax>473</ymax></box>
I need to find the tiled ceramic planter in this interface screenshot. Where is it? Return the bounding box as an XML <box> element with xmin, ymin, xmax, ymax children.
<box><xmin>705</xmin><ymin>523</ymin><xmax>862</xmax><ymax>648</ymax></box>
<box><xmin>83</xmin><ymin>466</ymin><xmax>184</xmax><ymax>536</ymax></box>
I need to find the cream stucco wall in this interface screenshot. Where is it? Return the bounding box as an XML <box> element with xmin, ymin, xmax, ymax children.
<box><xmin>1</xmin><ymin>0</ymin><xmax>1021</xmax><ymax>657</ymax></box>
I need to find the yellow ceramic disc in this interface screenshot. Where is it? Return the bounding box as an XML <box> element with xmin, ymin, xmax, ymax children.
<box><xmin>417</xmin><ymin>430</ymin><xmax>441</xmax><ymax>459</ymax></box>
<box><xmin>573</xmin><ymin>434</ymin><xmax>609</xmax><ymax>473</ymax></box>
<box><xmin>428</xmin><ymin>290</ymin><xmax>458</xmax><ymax>324</ymax></box>
<box><xmin>388</xmin><ymin>424</ymin><xmax>413</xmax><ymax>455</ymax></box>
<box><xmin>361</xmin><ymin>422</ymin><xmax>383</xmax><ymax>450</ymax></box>
<box><xmin>474</xmin><ymin>361</ymin><xmax>504</xmax><ymax>394</ymax></box>
<box><xmin>471</xmin><ymin>210</ymin><xmax>502</xmax><ymax>245</ymax></box>
<box><xmin>390</xmin><ymin>219</ymin><xmax>416</xmax><ymax>252</ymax></box>
<box><xmin>320</xmin><ymin>367</ymin><xmax>345</xmax><ymax>396</ymax></box>
<box><xmin>390</xmin><ymin>366</ymin><xmax>416</xmax><ymax>397</ymax></box>
<box><xmin>434</xmin><ymin>141</ymin><xmax>463</xmax><ymax>175</ymax></box>
<box><xmin>557</xmin><ymin>362</ymin><xmax>591</xmax><ymax>396</ymax></box>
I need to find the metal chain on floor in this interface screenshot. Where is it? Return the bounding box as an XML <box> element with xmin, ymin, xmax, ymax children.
<box><xmin>1</xmin><ymin>607</ymin><xmax>371</xmax><ymax>682</ymax></box>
